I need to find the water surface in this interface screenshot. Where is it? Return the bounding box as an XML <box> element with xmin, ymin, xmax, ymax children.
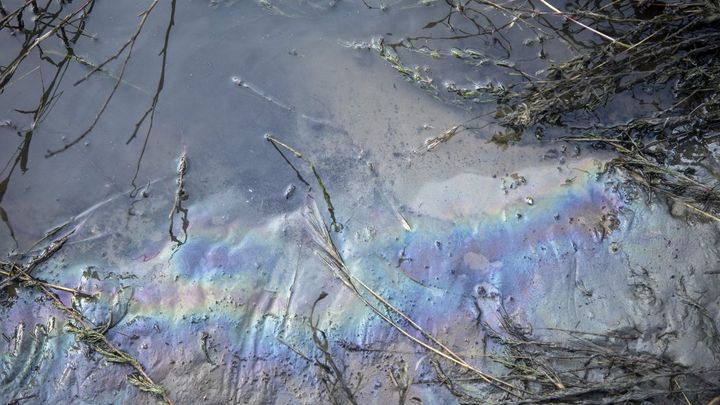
<box><xmin>1</xmin><ymin>1</ymin><xmax>718</xmax><ymax>403</ymax></box>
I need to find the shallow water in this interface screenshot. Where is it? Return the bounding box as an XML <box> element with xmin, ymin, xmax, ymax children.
<box><xmin>1</xmin><ymin>1</ymin><xmax>719</xmax><ymax>403</ymax></box>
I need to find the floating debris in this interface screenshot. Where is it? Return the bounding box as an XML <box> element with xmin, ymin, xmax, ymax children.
<box><xmin>200</xmin><ymin>332</ymin><xmax>216</xmax><ymax>366</ymax></box>
<box><xmin>169</xmin><ymin>151</ymin><xmax>189</xmax><ymax>249</ymax></box>
<box><xmin>423</xmin><ymin>125</ymin><xmax>462</xmax><ymax>152</ymax></box>
<box><xmin>266</xmin><ymin>134</ymin><xmax>342</xmax><ymax>232</ymax></box>
<box><xmin>489</xmin><ymin>129</ymin><xmax>522</xmax><ymax>149</ymax></box>
<box><xmin>1</xmin><ymin>235</ymin><xmax>173</xmax><ymax>404</ymax></box>
<box><xmin>284</xmin><ymin>183</ymin><xmax>296</xmax><ymax>199</ymax></box>
<box><xmin>340</xmin><ymin>37</ymin><xmax>440</xmax><ymax>99</ymax></box>
<box><xmin>232</xmin><ymin>75</ymin><xmax>294</xmax><ymax>112</ymax></box>
<box><xmin>501</xmin><ymin>172</ymin><xmax>527</xmax><ymax>194</ymax></box>
<box><xmin>385</xmin><ymin>193</ymin><xmax>413</xmax><ymax>232</ymax></box>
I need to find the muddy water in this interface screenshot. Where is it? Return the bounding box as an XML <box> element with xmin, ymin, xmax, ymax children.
<box><xmin>1</xmin><ymin>1</ymin><xmax>718</xmax><ymax>404</ymax></box>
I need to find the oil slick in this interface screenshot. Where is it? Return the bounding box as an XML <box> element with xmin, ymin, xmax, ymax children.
<box><xmin>4</xmin><ymin>156</ymin><xmax>717</xmax><ymax>403</ymax></box>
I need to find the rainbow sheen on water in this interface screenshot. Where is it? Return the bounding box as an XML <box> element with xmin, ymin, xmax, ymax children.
<box><xmin>2</xmin><ymin>156</ymin><xmax>717</xmax><ymax>403</ymax></box>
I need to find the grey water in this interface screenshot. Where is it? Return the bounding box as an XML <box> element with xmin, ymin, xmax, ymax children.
<box><xmin>1</xmin><ymin>1</ymin><xmax>719</xmax><ymax>404</ymax></box>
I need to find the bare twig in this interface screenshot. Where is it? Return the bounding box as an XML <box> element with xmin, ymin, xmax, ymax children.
<box><xmin>266</xmin><ymin>134</ymin><xmax>342</xmax><ymax>232</ymax></box>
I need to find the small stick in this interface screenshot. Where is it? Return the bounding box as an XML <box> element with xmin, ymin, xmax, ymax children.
<box><xmin>0</xmin><ymin>230</ymin><xmax>74</xmax><ymax>291</ymax></box>
<box><xmin>0</xmin><ymin>266</ymin><xmax>92</xmax><ymax>298</ymax></box>
<box><xmin>424</xmin><ymin>125</ymin><xmax>463</xmax><ymax>152</ymax></box>
<box><xmin>265</xmin><ymin>134</ymin><xmax>310</xmax><ymax>186</ymax></box>
<box><xmin>265</xmin><ymin>134</ymin><xmax>341</xmax><ymax>231</ymax></box>
<box><xmin>535</xmin><ymin>0</ymin><xmax>630</xmax><ymax>48</ymax></box>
